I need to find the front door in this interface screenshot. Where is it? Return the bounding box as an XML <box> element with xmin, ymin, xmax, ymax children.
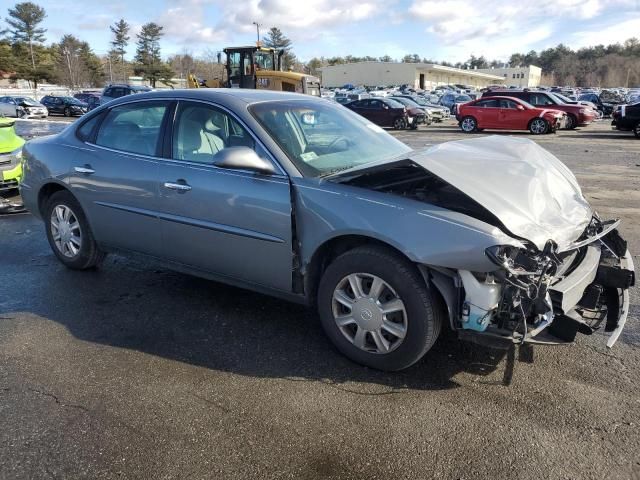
<box><xmin>497</xmin><ymin>99</ymin><xmax>528</xmax><ymax>129</ymax></box>
<box><xmin>156</xmin><ymin>101</ymin><xmax>293</xmax><ymax>292</ymax></box>
<box><xmin>70</xmin><ymin>100</ymin><xmax>171</xmax><ymax>257</ymax></box>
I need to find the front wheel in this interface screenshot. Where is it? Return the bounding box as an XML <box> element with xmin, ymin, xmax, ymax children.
<box><xmin>460</xmin><ymin>116</ymin><xmax>477</xmax><ymax>133</ymax></box>
<box><xmin>529</xmin><ymin>118</ymin><xmax>549</xmax><ymax>135</ymax></box>
<box><xmin>63</xmin><ymin>107</ymin><xmax>71</xmax><ymax>117</ymax></box>
<box><xmin>45</xmin><ymin>191</ymin><xmax>106</xmax><ymax>270</ymax></box>
<box><xmin>634</xmin><ymin>122</ymin><xmax>640</xmax><ymax>138</ymax></box>
<box><xmin>317</xmin><ymin>246</ymin><xmax>441</xmax><ymax>371</ymax></box>
<box><xmin>392</xmin><ymin>117</ymin><xmax>406</xmax><ymax>130</ymax></box>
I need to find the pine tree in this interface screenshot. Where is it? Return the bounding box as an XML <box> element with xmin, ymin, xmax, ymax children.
<box><xmin>263</xmin><ymin>27</ymin><xmax>296</xmax><ymax>70</ymax></box>
<box><xmin>134</xmin><ymin>23</ymin><xmax>174</xmax><ymax>87</ymax></box>
<box><xmin>110</xmin><ymin>19</ymin><xmax>130</xmax><ymax>82</ymax></box>
<box><xmin>6</xmin><ymin>2</ymin><xmax>46</xmax><ymax>70</ymax></box>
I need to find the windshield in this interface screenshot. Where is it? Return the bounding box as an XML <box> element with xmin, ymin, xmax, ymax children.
<box><xmin>456</xmin><ymin>95</ymin><xmax>472</xmax><ymax>102</ymax></box>
<box><xmin>385</xmin><ymin>98</ymin><xmax>404</xmax><ymax>109</ymax></box>
<box><xmin>553</xmin><ymin>93</ymin><xmax>575</xmax><ymax>103</ymax></box>
<box><xmin>548</xmin><ymin>93</ymin><xmax>568</xmax><ymax>104</ymax></box>
<box><xmin>15</xmin><ymin>97</ymin><xmax>40</xmax><ymax>106</ymax></box>
<box><xmin>391</xmin><ymin>97</ymin><xmax>418</xmax><ymax>107</ymax></box>
<box><xmin>250</xmin><ymin>100</ymin><xmax>411</xmax><ymax>178</ymax></box>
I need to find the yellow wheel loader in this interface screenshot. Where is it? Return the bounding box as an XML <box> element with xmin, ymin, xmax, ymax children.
<box><xmin>188</xmin><ymin>46</ymin><xmax>320</xmax><ymax>96</ymax></box>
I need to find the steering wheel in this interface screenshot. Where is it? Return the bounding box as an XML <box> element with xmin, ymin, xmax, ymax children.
<box><xmin>327</xmin><ymin>136</ymin><xmax>351</xmax><ymax>151</ymax></box>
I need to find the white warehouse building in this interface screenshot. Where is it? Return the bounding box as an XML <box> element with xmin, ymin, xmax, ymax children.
<box><xmin>475</xmin><ymin>65</ymin><xmax>542</xmax><ymax>88</ymax></box>
<box><xmin>319</xmin><ymin>62</ymin><xmax>504</xmax><ymax>90</ymax></box>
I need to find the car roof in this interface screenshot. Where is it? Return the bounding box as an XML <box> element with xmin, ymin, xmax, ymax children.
<box><xmin>478</xmin><ymin>96</ymin><xmax>525</xmax><ymax>103</ymax></box>
<box><xmin>105</xmin><ymin>88</ymin><xmax>319</xmax><ymax>107</ymax></box>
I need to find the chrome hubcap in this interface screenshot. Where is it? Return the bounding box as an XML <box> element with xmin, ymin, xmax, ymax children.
<box><xmin>461</xmin><ymin>118</ymin><xmax>475</xmax><ymax>131</ymax></box>
<box><xmin>50</xmin><ymin>205</ymin><xmax>82</xmax><ymax>258</ymax></box>
<box><xmin>332</xmin><ymin>273</ymin><xmax>407</xmax><ymax>354</ymax></box>
<box><xmin>531</xmin><ymin>119</ymin><xmax>545</xmax><ymax>133</ymax></box>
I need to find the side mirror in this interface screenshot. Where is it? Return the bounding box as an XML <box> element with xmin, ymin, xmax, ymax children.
<box><xmin>212</xmin><ymin>147</ymin><xmax>276</xmax><ymax>175</ymax></box>
<box><xmin>516</xmin><ymin>105</ymin><xmax>525</xmax><ymax>111</ymax></box>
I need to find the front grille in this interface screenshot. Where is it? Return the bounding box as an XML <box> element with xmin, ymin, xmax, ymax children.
<box><xmin>0</xmin><ymin>179</ymin><xmax>19</xmax><ymax>191</ymax></box>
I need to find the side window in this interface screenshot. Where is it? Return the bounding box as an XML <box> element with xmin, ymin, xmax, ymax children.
<box><xmin>370</xmin><ymin>100</ymin><xmax>383</xmax><ymax>110</ymax></box>
<box><xmin>103</xmin><ymin>88</ymin><xmax>113</xmax><ymax>97</ymax></box>
<box><xmin>96</xmin><ymin>102</ymin><xmax>168</xmax><ymax>156</ymax></box>
<box><xmin>76</xmin><ymin>113</ymin><xmax>104</xmax><ymax>142</ymax></box>
<box><xmin>172</xmin><ymin>102</ymin><xmax>257</xmax><ymax>163</ymax></box>
<box><xmin>476</xmin><ymin>100</ymin><xmax>498</xmax><ymax>108</ymax></box>
<box><xmin>499</xmin><ymin>99</ymin><xmax>517</xmax><ymax>109</ymax></box>
<box><xmin>530</xmin><ymin>94</ymin><xmax>553</xmax><ymax>106</ymax></box>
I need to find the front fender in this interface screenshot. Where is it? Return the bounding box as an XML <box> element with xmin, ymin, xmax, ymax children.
<box><xmin>292</xmin><ymin>178</ymin><xmax>523</xmax><ymax>273</ymax></box>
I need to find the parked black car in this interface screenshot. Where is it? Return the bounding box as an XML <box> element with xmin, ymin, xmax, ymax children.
<box><xmin>345</xmin><ymin>98</ymin><xmax>410</xmax><ymax>129</ymax></box>
<box><xmin>578</xmin><ymin>93</ymin><xmax>615</xmax><ymax>116</ymax></box>
<box><xmin>40</xmin><ymin>96</ymin><xmax>88</xmax><ymax>117</ymax></box>
<box><xmin>611</xmin><ymin>102</ymin><xmax>640</xmax><ymax>137</ymax></box>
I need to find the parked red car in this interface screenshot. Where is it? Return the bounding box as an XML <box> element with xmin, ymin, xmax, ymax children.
<box><xmin>482</xmin><ymin>90</ymin><xmax>597</xmax><ymax>129</ymax></box>
<box><xmin>457</xmin><ymin>96</ymin><xmax>566</xmax><ymax>135</ymax></box>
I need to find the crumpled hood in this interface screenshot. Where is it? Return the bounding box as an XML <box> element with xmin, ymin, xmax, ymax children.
<box><xmin>409</xmin><ymin>135</ymin><xmax>592</xmax><ymax>251</ymax></box>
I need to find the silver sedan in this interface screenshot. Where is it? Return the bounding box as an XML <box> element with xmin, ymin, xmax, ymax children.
<box><xmin>19</xmin><ymin>89</ymin><xmax>635</xmax><ymax>371</ymax></box>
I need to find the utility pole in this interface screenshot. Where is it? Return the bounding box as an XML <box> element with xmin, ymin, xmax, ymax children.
<box><xmin>63</xmin><ymin>48</ymin><xmax>74</xmax><ymax>89</ymax></box>
<box><xmin>252</xmin><ymin>22</ymin><xmax>261</xmax><ymax>45</ymax></box>
<box><xmin>108</xmin><ymin>55</ymin><xmax>113</xmax><ymax>83</ymax></box>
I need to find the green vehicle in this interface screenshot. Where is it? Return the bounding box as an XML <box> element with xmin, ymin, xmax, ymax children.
<box><xmin>0</xmin><ymin>117</ymin><xmax>25</xmax><ymax>211</ymax></box>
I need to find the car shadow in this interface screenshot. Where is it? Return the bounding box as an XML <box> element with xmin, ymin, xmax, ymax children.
<box><xmin>4</xmin><ymin>244</ymin><xmax>526</xmax><ymax>392</ymax></box>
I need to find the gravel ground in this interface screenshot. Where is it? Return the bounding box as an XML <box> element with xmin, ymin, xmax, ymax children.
<box><xmin>1</xmin><ymin>118</ymin><xmax>639</xmax><ymax>479</ymax></box>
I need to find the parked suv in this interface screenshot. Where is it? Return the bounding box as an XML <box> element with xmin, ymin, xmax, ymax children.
<box><xmin>40</xmin><ymin>96</ymin><xmax>88</xmax><ymax>117</ymax></box>
<box><xmin>101</xmin><ymin>84</ymin><xmax>152</xmax><ymax>105</ymax></box>
<box><xmin>483</xmin><ymin>90</ymin><xmax>596</xmax><ymax>129</ymax></box>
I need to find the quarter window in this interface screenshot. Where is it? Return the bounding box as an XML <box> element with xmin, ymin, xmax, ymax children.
<box><xmin>172</xmin><ymin>102</ymin><xmax>257</xmax><ymax>164</ymax></box>
<box><xmin>95</xmin><ymin>101</ymin><xmax>168</xmax><ymax>156</ymax></box>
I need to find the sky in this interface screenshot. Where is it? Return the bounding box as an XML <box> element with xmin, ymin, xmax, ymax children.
<box><xmin>6</xmin><ymin>0</ymin><xmax>640</xmax><ymax>63</ymax></box>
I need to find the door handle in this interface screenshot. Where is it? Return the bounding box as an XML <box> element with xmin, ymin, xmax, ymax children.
<box><xmin>163</xmin><ymin>181</ymin><xmax>192</xmax><ymax>192</ymax></box>
<box><xmin>74</xmin><ymin>165</ymin><xmax>95</xmax><ymax>174</ymax></box>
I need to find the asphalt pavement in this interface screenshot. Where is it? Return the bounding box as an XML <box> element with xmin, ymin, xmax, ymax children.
<box><xmin>1</xmin><ymin>118</ymin><xmax>639</xmax><ymax>479</ymax></box>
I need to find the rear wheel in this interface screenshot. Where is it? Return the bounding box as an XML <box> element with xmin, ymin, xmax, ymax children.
<box><xmin>460</xmin><ymin>116</ymin><xmax>477</xmax><ymax>133</ymax></box>
<box><xmin>565</xmin><ymin>114</ymin><xmax>577</xmax><ymax>130</ymax></box>
<box><xmin>317</xmin><ymin>246</ymin><xmax>440</xmax><ymax>371</ymax></box>
<box><xmin>63</xmin><ymin>107</ymin><xmax>71</xmax><ymax>117</ymax></box>
<box><xmin>45</xmin><ymin>191</ymin><xmax>106</xmax><ymax>270</ymax></box>
<box><xmin>634</xmin><ymin>122</ymin><xmax>640</xmax><ymax>138</ymax></box>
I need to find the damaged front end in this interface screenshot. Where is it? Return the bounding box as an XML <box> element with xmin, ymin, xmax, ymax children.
<box><xmin>455</xmin><ymin>218</ymin><xmax>634</xmax><ymax>347</ymax></box>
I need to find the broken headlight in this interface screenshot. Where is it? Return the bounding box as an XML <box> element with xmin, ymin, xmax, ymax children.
<box><xmin>485</xmin><ymin>245</ymin><xmax>544</xmax><ymax>276</ymax></box>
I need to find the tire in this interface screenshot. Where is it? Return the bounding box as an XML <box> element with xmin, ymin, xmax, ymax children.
<box><xmin>45</xmin><ymin>190</ymin><xmax>106</xmax><ymax>270</ymax></box>
<box><xmin>529</xmin><ymin>117</ymin><xmax>549</xmax><ymax>135</ymax></box>
<box><xmin>409</xmin><ymin>121</ymin><xmax>418</xmax><ymax>130</ymax></box>
<box><xmin>634</xmin><ymin>122</ymin><xmax>640</xmax><ymax>138</ymax></box>
<box><xmin>565</xmin><ymin>114</ymin><xmax>577</xmax><ymax>130</ymax></box>
<box><xmin>460</xmin><ymin>116</ymin><xmax>477</xmax><ymax>133</ymax></box>
<box><xmin>63</xmin><ymin>107</ymin><xmax>71</xmax><ymax>117</ymax></box>
<box><xmin>392</xmin><ymin>117</ymin><xmax>406</xmax><ymax>130</ymax></box>
<box><xmin>317</xmin><ymin>246</ymin><xmax>441</xmax><ymax>371</ymax></box>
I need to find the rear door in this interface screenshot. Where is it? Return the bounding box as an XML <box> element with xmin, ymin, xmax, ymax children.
<box><xmin>69</xmin><ymin>100</ymin><xmax>171</xmax><ymax>257</ymax></box>
<box><xmin>155</xmin><ymin>100</ymin><xmax>293</xmax><ymax>292</ymax></box>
